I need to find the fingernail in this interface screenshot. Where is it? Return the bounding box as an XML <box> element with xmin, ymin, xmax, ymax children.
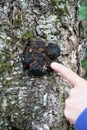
<box><xmin>51</xmin><ymin>62</ymin><xmax>57</xmax><ymax>67</ymax></box>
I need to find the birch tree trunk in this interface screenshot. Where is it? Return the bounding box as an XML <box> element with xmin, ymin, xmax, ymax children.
<box><xmin>0</xmin><ymin>0</ymin><xmax>86</xmax><ymax>130</ymax></box>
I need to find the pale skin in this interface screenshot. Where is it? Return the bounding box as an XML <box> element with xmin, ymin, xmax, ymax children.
<box><xmin>51</xmin><ymin>62</ymin><xmax>87</xmax><ymax>124</ymax></box>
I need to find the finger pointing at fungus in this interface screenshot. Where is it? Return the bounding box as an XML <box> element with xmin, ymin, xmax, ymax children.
<box><xmin>51</xmin><ymin>62</ymin><xmax>87</xmax><ymax>87</ymax></box>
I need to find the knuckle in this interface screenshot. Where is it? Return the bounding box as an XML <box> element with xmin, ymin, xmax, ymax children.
<box><xmin>69</xmin><ymin>88</ymin><xmax>76</xmax><ymax>96</ymax></box>
<box><xmin>64</xmin><ymin>108</ymin><xmax>69</xmax><ymax>118</ymax></box>
<box><xmin>65</xmin><ymin>98</ymin><xmax>69</xmax><ymax>105</ymax></box>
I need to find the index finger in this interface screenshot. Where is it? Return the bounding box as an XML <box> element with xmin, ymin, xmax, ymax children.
<box><xmin>51</xmin><ymin>62</ymin><xmax>87</xmax><ymax>87</ymax></box>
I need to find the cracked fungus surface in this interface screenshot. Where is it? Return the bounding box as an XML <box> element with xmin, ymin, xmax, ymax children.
<box><xmin>22</xmin><ymin>39</ymin><xmax>60</xmax><ymax>76</ymax></box>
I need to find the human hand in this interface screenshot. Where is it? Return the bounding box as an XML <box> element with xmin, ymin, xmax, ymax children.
<box><xmin>51</xmin><ymin>62</ymin><xmax>87</xmax><ymax>124</ymax></box>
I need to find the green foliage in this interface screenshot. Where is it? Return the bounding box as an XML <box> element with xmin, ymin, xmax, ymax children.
<box><xmin>79</xmin><ymin>6</ymin><xmax>87</xmax><ymax>20</ymax></box>
<box><xmin>82</xmin><ymin>51</ymin><xmax>87</xmax><ymax>69</ymax></box>
<box><xmin>81</xmin><ymin>50</ymin><xmax>87</xmax><ymax>80</ymax></box>
<box><xmin>80</xmin><ymin>0</ymin><xmax>87</xmax><ymax>6</ymax></box>
<box><xmin>0</xmin><ymin>62</ymin><xmax>11</xmax><ymax>73</ymax></box>
<box><xmin>51</xmin><ymin>0</ymin><xmax>66</xmax><ymax>5</ymax></box>
<box><xmin>13</xmin><ymin>10</ymin><xmax>22</xmax><ymax>25</ymax></box>
<box><xmin>22</xmin><ymin>30</ymin><xmax>34</xmax><ymax>41</ymax></box>
<box><xmin>0</xmin><ymin>49</ymin><xmax>13</xmax><ymax>74</ymax></box>
<box><xmin>50</xmin><ymin>0</ymin><xmax>69</xmax><ymax>17</ymax></box>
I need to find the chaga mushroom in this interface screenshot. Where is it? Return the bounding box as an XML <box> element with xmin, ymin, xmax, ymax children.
<box><xmin>46</xmin><ymin>43</ymin><xmax>60</xmax><ymax>59</ymax></box>
<box><xmin>11</xmin><ymin>126</ymin><xmax>21</xmax><ymax>130</ymax></box>
<box><xmin>22</xmin><ymin>39</ymin><xmax>60</xmax><ymax>76</ymax></box>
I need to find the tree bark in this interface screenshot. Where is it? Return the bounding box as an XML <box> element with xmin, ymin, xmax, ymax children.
<box><xmin>0</xmin><ymin>0</ymin><xmax>86</xmax><ymax>130</ymax></box>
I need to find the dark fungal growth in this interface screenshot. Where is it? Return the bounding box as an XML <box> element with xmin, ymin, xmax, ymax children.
<box><xmin>22</xmin><ymin>39</ymin><xmax>60</xmax><ymax>76</ymax></box>
<box><xmin>46</xmin><ymin>43</ymin><xmax>60</xmax><ymax>59</ymax></box>
<box><xmin>11</xmin><ymin>126</ymin><xmax>21</xmax><ymax>130</ymax></box>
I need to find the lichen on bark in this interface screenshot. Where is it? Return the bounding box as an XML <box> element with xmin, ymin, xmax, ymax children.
<box><xmin>0</xmin><ymin>0</ymin><xmax>86</xmax><ymax>130</ymax></box>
